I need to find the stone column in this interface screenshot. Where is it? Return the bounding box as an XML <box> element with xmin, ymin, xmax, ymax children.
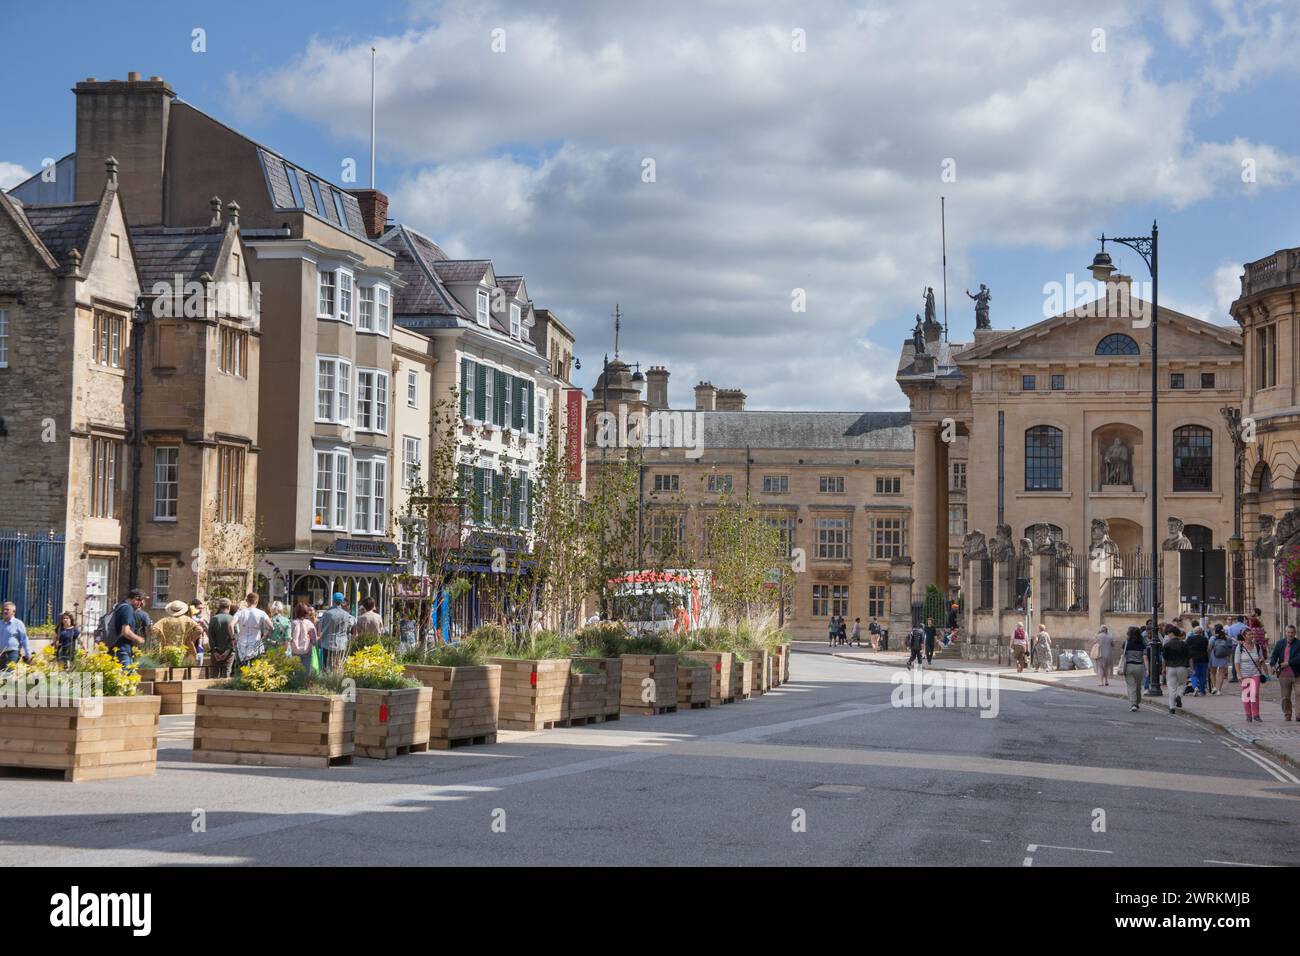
<box><xmin>888</xmin><ymin>556</ymin><xmax>914</xmax><ymax>645</ymax></box>
<box><xmin>912</xmin><ymin>422</ymin><xmax>939</xmax><ymax>596</ymax></box>
<box><xmin>936</xmin><ymin>434</ymin><xmax>950</xmax><ymax>596</ymax></box>
<box><xmin>1088</xmin><ymin>553</ymin><xmax>1110</xmax><ymax>631</ymax></box>
<box><xmin>1162</xmin><ymin>549</ymin><xmax>1183</xmax><ymax>625</ymax></box>
<box><xmin>991</xmin><ymin>557</ymin><xmax>1007</xmax><ymax>661</ymax></box>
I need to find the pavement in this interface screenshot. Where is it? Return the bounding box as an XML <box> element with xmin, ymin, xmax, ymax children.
<box><xmin>2</xmin><ymin>647</ymin><xmax>1298</xmax><ymax>866</ymax></box>
<box><xmin>820</xmin><ymin>640</ymin><xmax>1300</xmax><ymax>774</ymax></box>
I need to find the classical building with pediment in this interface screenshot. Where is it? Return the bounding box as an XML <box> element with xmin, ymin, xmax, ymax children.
<box><xmin>898</xmin><ymin>254</ymin><xmax>1242</xmax><ymax>644</ymax></box>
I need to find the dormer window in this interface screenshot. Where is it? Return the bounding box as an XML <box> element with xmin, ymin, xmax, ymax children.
<box><xmin>477</xmin><ymin>290</ymin><xmax>490</xmax><ymax>327</ymax></box>
<box><xmin>510</xmin><ymin>304</ymin><xmax>522</xmax><ymax>338</ymax></box>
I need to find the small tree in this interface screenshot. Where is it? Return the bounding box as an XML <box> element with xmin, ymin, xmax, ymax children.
<box><xmin>704</xmin><ymin>487</ymin><xmax>781</xmax><ymax>627</ymax></box>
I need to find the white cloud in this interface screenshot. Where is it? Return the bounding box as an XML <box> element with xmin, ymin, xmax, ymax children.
<box><xmin>233</xmin><ymin>0</ymin><xmax>1296</xmax><ymax>410</ymax></box>
<box><xmin>0</xmin><ymin>161</ymin><xmax>32</xmax><ymax>191</ymax></box>
<box><xmin>1214</xmin><ymin>260</ymin><xmax>1244</xmax><ymax>315</ymax></box>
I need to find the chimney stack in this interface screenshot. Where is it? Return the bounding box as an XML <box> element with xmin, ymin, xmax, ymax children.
<box><xmin>347</xmin><ymin>189</ymin><xmax>389</xmax><ymax>240</ymax></box>
<box><xmin>225</xmin><ymin>200</ymin><xmax>240</xmax><ymax>229</ymax></box>
<box><xmin>715</xmin><ymin>387</ymin><xmax>746</xmax><ymax>411</ymax></box>
<box><xmin>74</xmin><ymin>74</ymin><xmax>175</xmax><ymax>225</ymax></box>
<box><xmin>209</xmin><ymin>196</ymin><xmax>223</xmax><ymax>227</ymax></box>
<box><xmin>646</xmin><ymin>366</ymin><xmax>670</xmax><ymax>410</ymax></box>
<box><xmin>694</xmin><ymin>381</ymin><xmax>717</xmax><ymax>412</ymax></box>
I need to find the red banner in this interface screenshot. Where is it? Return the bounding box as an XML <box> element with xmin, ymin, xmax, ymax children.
<box><xmin>565</xmin><ymin>388</ymin><xmax>584</xmax><ymax>481</ymax></box>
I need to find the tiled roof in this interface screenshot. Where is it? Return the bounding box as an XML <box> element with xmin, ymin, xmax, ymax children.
<box><xmin>130</xmin><ymin>226</ymin><xmax>226</xmax><ymax>288</ymax></box>
<box><xmin>380</xmin><ymin>225</ymin><xmax>467</xmax><ymax>318</ymax></box>
<box><xmin>431</xmin><ymin>260</ymin><xmax>492</xmax><ymax>283</ymax></box>
<box><xmin>684</xmin><ymin>411</ymin><xmax>913</xmax><ymax>450</ymax></box>
<box><xmin>497</xmin><ymin>276</ymin><xmax>523</xmax><ymax>298</ymax></box>
<box><xmin>20</xmin><ymin>201</ymin><xmax>99</xmax><ymax>269</ymax></box>
<box><xmin>257</xmin><ymin>147</ymin><xmax>366</xmax><ymax>238</ymax></box>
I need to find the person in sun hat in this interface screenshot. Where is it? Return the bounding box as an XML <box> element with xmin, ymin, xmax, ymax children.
<box><xmin>151</xmin><ymin>599</ymin><xmax>203</xmax><ymax>650</ymax></box>
<box><xmin>317</xmin><ymin>592</ymin><xmax>356</xmax><ymax>673</ymax></box>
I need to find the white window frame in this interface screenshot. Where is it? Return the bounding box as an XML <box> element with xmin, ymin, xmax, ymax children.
<box><xmin>317</xmin><ymin>269</ymin><xmax>336</xmax><ymax>318</ymax></box>
<box><xmin>510</xmin><ymin>303</ymin><xmax>522</xmax><ymax>338</ymax></box>
<box><xmin>355</xmin><ymin>368</ymin><xmax>389</xmax><ymax>434</ymax></box>
<box><xmin>337</xmin><ymin>269</ymin><xmax>354</xmax><ymax>323</ymax></box>
<box><xmin>476</xmin><ymin>289</ymin><xmax>490</xmax><ymax>327</ymax></box>
<box><xmin>350</xmin><ymin>457</ymin><xmax>387</xmax><ymax>536</ymax></box>
<box><xmin>357</xmin><ymin>285</ymin><xmax>375</xmax><ymax>332</ymax></box>
<box><xmin>407</xmin><ymin>369</ymin><xmax>419</xmax><ymax>407</ymax></box>
<box><xmin>315</xmin><ymin>356</ymin><xmax>353</xmax><ymax>424</ymax></box>
<box><xmin>0</xmin><ymin>308</ymin><xmax>8</xmax><ymax>368</ymax></box>
<box><xmin>403</xmin><ymin>436</ymin><xmax>421</xmax><ymax>488</ymax></box>
<box><xmin>151</xmin><ymin>567</ymin><xmax>170</xmax><ymax>609</ymax></box>
<box><xmin>313</xmin><ymin>448</ymin><xmax>351</xmax><ymax>531</ymax></box>
<box><xmin>152</xmin><ymin>446</ymin><xmax>179</xmax><ymax>521</ymax></box>
<box><xmin>376</xmin><ymin>286</ymin><xmax>391</xmax><ymax>334</ymax></box>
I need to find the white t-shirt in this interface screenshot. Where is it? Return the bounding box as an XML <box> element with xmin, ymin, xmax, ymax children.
<box><xmin>233</xmin><ymin>606</ymin><xmax>271</xmax><ymax>658</ymax></box>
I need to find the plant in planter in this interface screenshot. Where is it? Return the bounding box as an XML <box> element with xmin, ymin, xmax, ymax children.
<box><xmin>0</xmin><ymin>645</ymin><xmax>159</xmax><ymax>782</ymax></box>
<box><xmin>344</xmin><ymin>645</ymin><xmax>431</xmax><ymax>759</ymax></box>
<box><xmin>401</xmin><ymin>641</ymin><xmax>500</xmax><ymax>749</ymax></box>
<box><xmin>192</xmin><ymin>650</ymin><xmax>355</xmax><ymax>769</ymax></box>
<box><xmin>571</xmin><ymin>624</ymin><xmax>628</xmax><ymax>721</ymax></box>
<box><xmin>681</xmin><ymin>633</ymin><xmax>737</xmax><ymax>705</ymax></box>
<box><xmin>468</xmin><ymin>629</ymin><xmax>574</xmax><ymax>731</ymax></box>
<box><xmin>616</xmin><ymin>633</ymin><xmax>679</xmax><ymax>716</ymax></box>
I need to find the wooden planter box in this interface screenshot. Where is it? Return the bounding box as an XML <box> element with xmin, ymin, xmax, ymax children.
<box><xmin>676</xmin><ymin>663</ymin><xmax>711</xmax><ymax>708</ymax></box>
<box><xmin>156</xmin><ymin>677</ymin><xmax>227</xmax><ymax>715</ymax></box>
<box><xmin>0</xmin><ymin>695</ymin><xmax>160</xmax><ymax>782</ymax></box>
<box><xmin>620</xmin><ymin>654</ymin><xmax>678</xmax><ymax>715</ymax></box>
<box><xmin>685</xmin><ymin>651</ymin><xmax>734</xmax><ymax>704</ymax></box>
<box><xmin>489</xmin><ymin>658</ymin><xmax>572</xmax><ymax>731</ymax></box>
<box><xmin>770</xmin><ymin>647</ymin><xmax>783</xmax><ymax>687</ymax></box>
<box><xmin>568</xmin><ymin>670</ymin><xmax>609</xmax><ymax>723</ymax></box>
<box><xmin>731</xmin><ymin>658</ymin><xmax>753</xmax><ymax>700</ymax></box>
<box><xmin>782</xmin><ymin>643</ymin><xmax>792</xmax><ymax>681</ymax></box>
<box><xmin>138</xmin><ymin>666</ymin><xmax>174</xmax><ymax>683</ymax></box>
<box><xmin>572</xmin><ymin>657</ymin><xmax>622</xmax><ymax>720</ymax></box>
<box><xmin>192</xmin><ymin>689</ymin><xmax>355</xmax><ymax>768</ymax></box>
<box><xmin>747</xmin><ymin>649</ymin><xmax>770</xmax><ymax>695</ymax></box>
<box><xmin>355</xmin><ymin>686</ymin><xmax>432</xmax><ymax>759</ymax></box>
<box><xmin>404</xmin><ymin>664</ymin><xmax>500</xmax><ymax>749</ymax></box>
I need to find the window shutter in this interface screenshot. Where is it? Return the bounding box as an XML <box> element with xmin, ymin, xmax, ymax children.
<box><xmin>492</xmin><ymin>471</ymin><xmax>505</xmax><ymax>524</ymax></box>
<box><xmin>526</xmin><ymin>381</ymin><xmax>535</xmax><ymax>433</ymax></box>
<box><xmin>512</xmin><ymin>377</ymin><xmax>525</xmax><ymax>430</ymax></box>
<box><xmin>494</xmin><ymin>369</ymin><xmax>507</xmax><ymax>426</ymax></box>
<box><xmin>459</xmin><ymin>464</ymin><xmax>472</xmax><ymax>520</ymax></box>
<box><xmin>460</xmin><ymin>358</ymin><xmax>470</xmax><ymax>417</ymax></box>
<box><xmin>526</xmin><ymin>479</ymin><xmax>535</xmax><ymax>527</ymax></box>
<box><xmin>474</xmin><ymin>363</ymin><xmax>487</xmax><ymax>420</ymax></box>
<box><xmin>511</xmin><ymin>476</ymin><xmax>523</xmax><ymax>527</ymax></box>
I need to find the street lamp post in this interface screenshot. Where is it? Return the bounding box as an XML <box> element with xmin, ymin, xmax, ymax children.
<box><xmin>1095</xmin><ymin>223</ymin><xmax>1161</xmax><ymax>695</ymax></box>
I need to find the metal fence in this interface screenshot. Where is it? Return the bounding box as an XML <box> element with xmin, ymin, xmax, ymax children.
<box><xmin>1229</xmin><ymin>552</ymin><xmax>1255</xmax><ymax>616</ymax></box>
<box><xmin>1044</xmin><ymin>552</ymin><xmax>1089</xmax><ymax>612</ymax></box>
<box><xmin>1106</xmin><ymin>550</ymin><xmax>1155</xmax><ymax>614</ymax></box>
<box><xmin>1002</xmin><ymin>555</ymin><xmax>1031</xmax><ymax>611</ymax></box>
<box><xmin>0</xmin><ymin>530</ymin><xmax>65</xmax><ymax>628</ymax></box>
<box><xmin>977</xmin><ymin>557</ymin><xmax>993</xmax><ymax>610</ymax></box>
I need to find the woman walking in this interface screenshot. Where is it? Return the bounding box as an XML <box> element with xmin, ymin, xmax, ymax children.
<box><xmin>1010</xmin><ymin>621</ymin><xmax>1029</xmax><ymax>673</ymax></box>
<box><xmin>1093</xmin><ymin>624</ymin><xmax>1114</xmax><ymax>686</ymax></box>
<box><xmin>55</xmin><ymin>611</ymin><xmax>80</xmax><ymax>666</ymax></box>
<box><xmin>1034</xmin><ymin>626</ymin><xmax>1054</xmax><ymax>673</ymax></box>
<box><xmin>1209</xmin><ymin>623</ymin><xmax>1232</xmax><ymax>695</ymax></box>
<box><xmin>289</xmin><ymin>602</ymin><xmax>318</xmax><ymax>672</ymax></box>
<box><xmin>1235</xmin><ymin>630</ymin><xmax>1270</xmax><ymax>724</ymax></box>
<box><xmin>1122</xmin><ymin>625</ymin><xmax>1147</xmax><ymax>712</ymax></box>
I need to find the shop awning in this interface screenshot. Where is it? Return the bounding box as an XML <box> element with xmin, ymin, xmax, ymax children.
<box><xmin>310</xmin><ymin>559</ymin><xmax>406</xmax><ymax>574</ymax></box>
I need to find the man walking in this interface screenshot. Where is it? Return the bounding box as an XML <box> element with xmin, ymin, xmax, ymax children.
<box><xmin>907</xmin><ymin>622</ymin><xmax>926</xmax><ymax>670</ymax></box>
<box><xmin>1269</xmin><ymin>624</ymin><xmax>1300</xmax><ymax>722</ymax></box>
<box><xmin>850</xmin><ymin>617</ymin><xmax>862</xmax><ymax>647</ymax></box>
<box><xmin>318</xmin><ymin>593</ymin><xmax>356</xmax><ymax>673</ymax></box>
<box><xmin>233</xmin><ymin>592</ymin><xmax>272</xmax><ymax>667</ymax></box>
<box><xmin>355</xmin><ymin>596</ymin><xmax>385</xmax><ymax>644</ymax></box>
<box><xmin>923</xmin><ymin>617</ymin><xmax>937</xmax><ymax>664</ymax></box>
<box><xmin>107</xmin><ymin>589</ymin><xmax>147</xmax><ymax>668</ymax></box>
<box><xmin>1162</xmin><ymin>626</ymin><xmax>1191</xmax><ymax>715</ymax></box>
<box><xmin>827</xmin><ymin>614</ymin><xmax>838</xmax><ymax>648</ymax></box>
<box><xmin>868</xmin><ymin>617</ymin><xmax>881</xmax><ymax>651</ymax></box>
<box><xmin>1186</xmin><ymin>623</ymin><xmax>1210</xmax><ymax>697</ymax></box>
<box><xmin>0</xmin><ymin>601</ymin><xmax>31</xmax><ymax>668</ymax></box>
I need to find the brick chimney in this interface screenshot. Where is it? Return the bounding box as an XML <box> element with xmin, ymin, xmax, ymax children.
<box><xmin>715</xmin><ymin>387</ymin><xmax>746</xmax><ymax>411</ymax></box>
<box><xmin>694</xmin><ymin>381</ymin><xmax>717</xmax><ymax>411</ymax></box>
<box><xmin>646</xmin><ymin>366</ymin><xmax>670</xmax><ymax>410</ymax></box>
<box><xmin>74</xmin><ymin>74</ymin><xmax>175</xmax><ymax>225</ymax></box>
<box><xmin>347</xmin><ymin>189</ymin><xmax>389</xmax><ymax>240</ymax></box>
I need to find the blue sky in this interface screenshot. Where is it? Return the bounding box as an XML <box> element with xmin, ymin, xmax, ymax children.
<box><xmin>6</xmin><ymin>0</ymin><xmax>1300</xmax><ymax>409</ymax></box>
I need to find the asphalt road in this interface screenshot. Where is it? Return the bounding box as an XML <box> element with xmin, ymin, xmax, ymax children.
<box><xmin>4</xmin><ymin>645</ymin><xmax>1298</xmax><ymax>867</ymax></box>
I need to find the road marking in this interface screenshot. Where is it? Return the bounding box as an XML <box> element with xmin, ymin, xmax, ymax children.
<box><xmin>1219</xmin><ymin>738</ymin><xmax>1300</xmax><ymax>784</ymax></box>
<box><xmin>1154</xmin><ymin>736</ymin><xmax>1203</xmax><ymax>743</ymax></box>
<box><xmin>1204</xmin><ymin>859</ymin><xmax>1277</xmax><ymax>867</ymax></box>
<box><xmin>812</xmin><ymin>784</ymin><xmax>865</xmax><ymax>794</ymax></box>
<box><xmin>1024</xmin><ymin>842</ymin><xmax>1112</xmax><ymax>867</ymax></box>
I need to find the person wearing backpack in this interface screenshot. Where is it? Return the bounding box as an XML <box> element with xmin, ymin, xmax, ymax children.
<box><xmin>105</xmin><ymin>589</ymin><xmax>147</xmax><ymax>668</ymax></box>
<box><xmin>1186</xmin><ymin>624</ymin><xmax>1210</xmax><ymax>697</ymax></box>
<box><xmin>1268</xmin><ymin>624</ymin><xmax>1299</xmax><ymax>722</ymax></box>
<box><xmin>288</xmin><ymin>601</ymin><xmax>318</xmax><ymax>672</ymax></box>
<box><xmin>907</xmin><ymin>623</ymin><xmax>926</xmax><ymax>670</ymax></box>
<box><xmin>1208</xmin><ymin>624</ymin><xmax>1233</xmax><ymax>695</ymax></box>
<box><xmin>1122</xmin><ymin>625</ymin><xmax>1148</xmax><ymax>712</ymax></box>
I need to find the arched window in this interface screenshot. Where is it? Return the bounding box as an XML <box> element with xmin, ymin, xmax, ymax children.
<box><xmin>1258</xmin><ymin>464</ymin><xmax>1273</xmax><ymax>492</ymax></box>
<box><xmin>1096</xmin><ymin>333</ymin><xmax>1140</xmax><ymax>356</ymax></box>
<box><xmin>1025</xmin><ymin>426</ymin><xmax>1063</xmax><ymax>491</ymax></box>
<box><xmin>1172</xmin><ymin>425</ymin><xmax>1212</xmax><ymax>491</ymax></box>
<box><xmin>1184</xmin><ymin>524</ymin><xmax>1213</xmax><ymax>551</ymax></box>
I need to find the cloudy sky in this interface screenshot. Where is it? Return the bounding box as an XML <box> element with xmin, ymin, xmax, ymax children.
<box><xmin>6</xmin><ymin>0</ymin><xmax>1300</xmax><ymax>409</ymax></box>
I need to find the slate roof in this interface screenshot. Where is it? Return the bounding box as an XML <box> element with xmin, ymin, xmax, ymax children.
<box><xmin>497</xmin><ymin>276</ymin><xmax>523</xmax><ymax>298</ymax></box>
<box><xmin>687</xmin><ymin>411</ymin><xmax>913</xmax><ymax>450</ymax></box>
<box><xmin>431</xmin><ymin>260</ymin><xmax>492</xmax><ymax>283</ymax></box>
<box><xmin>20</xmin><ymin>201</ymin><xmax>100</xmax><ymax>269</ymax></box>
<box><xmin>130</xmin><ymin>226</ymin><xmax>226</xmax><ymax>288</ymax></box>
<box><xmin>380</xmin><ymin>225</ymin><xmax>468</xmax><ymax>319</ymax></box>
<box><xmin>255</xmin><ymin>146</ymin><xmax>365</xmax><ymax>238</ymax></box>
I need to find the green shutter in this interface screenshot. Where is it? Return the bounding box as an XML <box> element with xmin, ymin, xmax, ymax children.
<box><xmin>510</xmin><ymin>476</ymin><xmax>523</xmax><ymax>527</ymax></box>
<box><xmin>494</xmin><ymin>369</ymin><xmax>507</xmax><ymax>426</ymax></box>
<box><xmin>460</xmin><ymin>358</ymin><xmax>470</xmax><ymax>417</ymax></box>
<box><xmin>526</xmin><ymin>478</ymin><xmax>535</xmax><ymax>527</ymax></box>
<box><xmin>475</xmin><ymin>467</ymin><xmax>489</xmax><ymax>522</ymax></box>
<box><xmin>512</xmin><ymin>376</ymin><xmax>525</xmax><ymax>430</ymax></box>
<box><xmin>527</xmin><ymin>381</ymin><xmax>535</xmax><ymax>434</ymax></box>
<box><xmin>474</xmin><ymin>363</ymin><xmax>487</xmax><ymax>420</ymax></box>
<box><xmin>492</xmin><ymin>472</ymin><xmax>505</xmax><ymax>524</ymax></box>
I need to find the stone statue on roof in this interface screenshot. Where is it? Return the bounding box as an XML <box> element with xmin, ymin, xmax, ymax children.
<box><xmin>966</xmin><ymin>284</ymin><xmax>991</xmax><ymax>330</ymax></box>
<box><xmin>924</xmin><ymin>287</ymin><xmax>937</xmax><ymax>327</ymax></box>
<box><xmin>912</xmin><ymin>314</ymin><xmax>926</xmax><ymax>355</ymax></box>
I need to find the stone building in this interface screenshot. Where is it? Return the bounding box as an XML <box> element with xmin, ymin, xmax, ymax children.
<box><xmin>899</xmin><ymin>255</ymin><xmax>1243</xmax><ymax>649</ymax></box>
<box><xmin>0</xmin><ymin>161</ymin><xmax>140</xmax><ymax>625</ymax></box>
<box><xmin>531</xmin><ymin>307</ymin><xmax>584</xmax><ymax>494</ymax></box>
<box><xmin>584</xmin><ymin>362</ymin><xmax>915</xmax><ymax>639</ymax></box>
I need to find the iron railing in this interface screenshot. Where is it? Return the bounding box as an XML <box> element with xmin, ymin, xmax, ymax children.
<box><xmin>1044</xmin><ymin>552</ymin><xmax>1089</xmax><ymax>612</ymax></box>
<box><xmin>977</xmin><ymin>557</ymin><xmax>993</xmax><ymax>610</ymax></box>
<box><xmin>1106</xmin><ymin>551</ymin><xmax>1154</xmax><ymax>614</ymax></box>
<box><xmin>0</xmin><ymin>530</ymin><xmax>65</xmax><ymax>628</ymax></box>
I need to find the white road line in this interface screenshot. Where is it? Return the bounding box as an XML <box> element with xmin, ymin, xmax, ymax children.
<box><xmin>1030</xmin><ymin>844</ymin><xmax>1113</xmax><ymax>854</ymax></box>
<box><xmin>1155</xmin><ymin>736</ymin><xmax>1203</xmax><ymax>743</ymax></box>
<box><xmin>1221</xmin><ymin>738</ymin><xmax>1297</xmax><ymax>783</ymax></box>
<box><xmin>1204</xmin><ymin>859</ymin><xmax>1276</xmax><ymax>867</ymax></box>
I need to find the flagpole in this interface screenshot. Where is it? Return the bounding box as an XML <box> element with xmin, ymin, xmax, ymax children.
<box><xmin>370</xmin><ymin>46</ymin><xmax>377</xmax><ymax>188</ymax></box>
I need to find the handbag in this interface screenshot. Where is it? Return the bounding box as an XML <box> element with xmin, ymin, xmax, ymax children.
<box><xmin>309</xmin><ymin>645</ymin><xmax>321</xmax><ymax>673</ymax></box>
<box><xmin>1089</xmin><ymin>642</ymin><xmax>1100</xmax><ymax>659</ymax></box>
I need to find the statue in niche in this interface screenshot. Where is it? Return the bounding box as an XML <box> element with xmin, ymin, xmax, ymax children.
<box><xmin>1102</xmin><ymin>436</ymin><xmax>1132</xmax><ymax>486</ymax></box>
<box><xmin>1089</xmin><ymin>518</ymin><xmax>1119</xmax><ymax>561</ymax></box>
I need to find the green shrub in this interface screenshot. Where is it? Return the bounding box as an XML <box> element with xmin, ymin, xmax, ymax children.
<box><xmin>401</xmin><ymin>642</ymin><xmax>485</xmax><ymax>668</ymax></box>
<box><xmin>158</xmin><ymin>645</ymin><xmax>187</xmax><ymax>668</ymax></box>
<box><xmin>572</xmin><ymin>623</ymin><xmax>630</xmax><ymax>658</ymax></box>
